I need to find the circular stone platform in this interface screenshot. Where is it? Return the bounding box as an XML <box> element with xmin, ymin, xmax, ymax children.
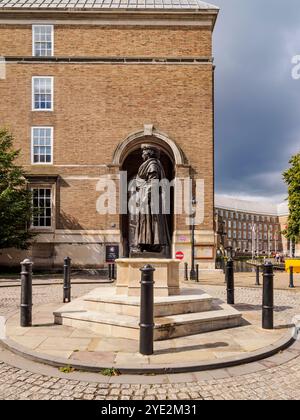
<box><xmin>1</xmin><ymin>297</ymin><xmax>295</xmax><ymax>374</ymax></box>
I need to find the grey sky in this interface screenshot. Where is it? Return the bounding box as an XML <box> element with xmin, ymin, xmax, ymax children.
<box><xmin>213</xmin><ymin>0</ymin><xmax>300</xmax><ymax>202</ymax></box>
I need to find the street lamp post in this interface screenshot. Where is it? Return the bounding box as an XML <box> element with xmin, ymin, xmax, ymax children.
<box><xmin>256</xmin><ymin>226</ymin><xmax>260</xmax><ymax>257</ymax></box>
<box><xmin>268</xmin><ymin>226</ymin><xmax>271</xmax><ymax>258</ymax></box>
<box><xmin>190</xmin><ymin>198</ymin><xmax>197</xmax><ymax>281</ymax></box>
<box><xmin>251</xmin><ymin>223</ymin><xmax>256</xmax><ymax>261</ymax></box>
<box><xmin>216</xmin><ymin>217</ymin><xmax>227</xmax><ymax>272</ymax></box>
<box><xmin>219</xmin><ymin>220</ymin><xmax>226</xmax><ymax>251</ymax></box>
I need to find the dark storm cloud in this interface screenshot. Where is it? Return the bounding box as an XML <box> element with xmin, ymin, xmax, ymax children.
<box><xmin>213</xmin><ymin>0</ymin><xmax>300</xmax><ymax>201</ymax></box>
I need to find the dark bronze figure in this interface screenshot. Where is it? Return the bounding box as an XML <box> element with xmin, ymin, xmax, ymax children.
<box><xmin>131</xmin><ymin>145</ymin><xmax>170</xmax><ymax>257</ymax></box>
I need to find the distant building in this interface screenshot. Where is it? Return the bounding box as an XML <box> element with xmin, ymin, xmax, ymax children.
<box><xmin>215</xmin><ymin>195</ymin><xmax>299</xmax><ymax>256</ymax></box>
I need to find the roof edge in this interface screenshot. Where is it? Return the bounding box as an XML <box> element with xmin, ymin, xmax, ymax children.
<box><xmin>215</xmin><ymin>194</ymin><xmax>289</xmax><ymax>217</ymax></box>
<box><xmin>0</xmin><ymin>9</ymin><xmax>219</xmax><ymax>27</ymax></box>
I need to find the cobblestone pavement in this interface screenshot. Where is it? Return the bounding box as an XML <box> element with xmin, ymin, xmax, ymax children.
<box><xmin>0</xmin><ymin>283</ymin><xmax>108</xmax><ymax>318</ymax></box>
<box><xmin>0</xmin><ymin>283</ymin><xmax>300</xmax><ymax>400</ymax></box>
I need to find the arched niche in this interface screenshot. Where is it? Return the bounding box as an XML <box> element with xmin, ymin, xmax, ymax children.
<box><xmin>112</xmin><ymin>128</ymin><xmax>185</xmax><ymax>167</ymax></box>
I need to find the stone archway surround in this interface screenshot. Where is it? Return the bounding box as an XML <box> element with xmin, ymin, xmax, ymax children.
<box><xmin>112</xmin><ymin>126</ymin><xmax>186</xmax><ymax>167</ymax></box>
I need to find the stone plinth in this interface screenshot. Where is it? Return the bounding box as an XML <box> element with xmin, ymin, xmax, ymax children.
<box><xmin>54</xmin><ymin>287</ymin><xmax>242</xmax><ymax>341</ymax></box>
<box><xmin>54</xmin><ymin>259</ymin><xmax>243</xmax><ymax>342</ymax></box>
<box><xmin>115</xmin><ymin>258</ymin><xmax>180</xmax><ymax>297</ymax></box>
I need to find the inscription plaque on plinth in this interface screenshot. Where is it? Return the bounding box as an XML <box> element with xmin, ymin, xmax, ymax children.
<box><xmin>115</xmin><ymin>258</ymin><xmax>180</xmax><ymax>297</ymax></box>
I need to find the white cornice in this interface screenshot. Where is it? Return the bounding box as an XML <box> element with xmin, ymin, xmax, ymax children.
<box><xmin>0</xmin><ymin>18</ymin><xmax>213</xmax><ymax>26</ymax></box>
<box><xmin>0</xmin><ymin>8</ymin><xmax>218</xmax><ymax>27</ymax></box>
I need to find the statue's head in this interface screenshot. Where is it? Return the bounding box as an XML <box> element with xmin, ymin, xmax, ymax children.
<box><xmin>141</xmin><ymin>144</ymin><xmax>160</xmax><ymax>161</ymax></box>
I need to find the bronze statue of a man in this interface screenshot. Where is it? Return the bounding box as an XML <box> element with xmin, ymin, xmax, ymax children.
<box><xmin>133</xmin><ymin>145</ymin><xmax>170</xmax><ymax>256</ymax></box>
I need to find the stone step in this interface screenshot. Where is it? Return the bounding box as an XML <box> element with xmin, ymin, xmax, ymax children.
<box><xmin>83</xmin><ymin>292</ymin><xmax>214</xmax><ymax>317</ymax></box>
<box><xmin>155</xmin><ymin>305</ymin><xmax>242</xmax><ymax>341</ymax></box>
<box><xmin>54</xmin><ymin>304</ymin><xmax>242</xmax><ymax>341</ymax></box>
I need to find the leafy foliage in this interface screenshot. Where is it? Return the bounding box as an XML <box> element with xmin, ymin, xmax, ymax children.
<box><xmin>59</xmin><ymin>365</ymin><xmax>75</xmax><ymax>374</ymax></box>
<box><xmin>100</xmin><ymin>368</ymin><xmax>121</xmax><ymax>377</ymax></box>
<box><xmin>283</xmin><ymin>153</ymin><xmax>300</xmax><ymax>243</ymax></box>
<box><xmin>0</xmin><ymin>129</ymin><xmax>35</xmax><ymax>249</ymax></box>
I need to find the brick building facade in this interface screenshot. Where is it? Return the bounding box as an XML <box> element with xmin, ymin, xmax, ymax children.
<box><xmin>0</xmin><ymin>1</ymin><xmax>219</xmax><ymax>269</ymax></box>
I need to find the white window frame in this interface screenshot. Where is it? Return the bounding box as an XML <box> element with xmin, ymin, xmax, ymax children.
<box><xmin>31</xmin><ymin>186</ymin><xmax>54</xmax><ymax>231</ymax></box>
<box><xmin>32</xmin><ymin>76</ymin><xmax>54</xmax><ymax>112</ymax></box>
<box><xmin>31</xmin><ymin>127</ymin><xmax>53</xmax><ymax>165</ymax></box>
<box><xmin>32</xmin><ymin>25</ymin><xmax>54</xmax><ymax>57</ymax></box>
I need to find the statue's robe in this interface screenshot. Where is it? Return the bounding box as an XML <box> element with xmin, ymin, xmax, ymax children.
<box><xmin>134</xmin><ymin>158</ymin><xmax>170</xmax><ymax>248</ymax></box>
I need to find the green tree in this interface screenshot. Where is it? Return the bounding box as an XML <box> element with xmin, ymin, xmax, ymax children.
<box><xmin>283</xmin><ymin>152</ymin><xmax>300</xmax><ymax>244</ymax></box>
<box><xmin>0</xmin><ymin>129</ymin><xmax>35</xmax><ymax>249</ymax></box>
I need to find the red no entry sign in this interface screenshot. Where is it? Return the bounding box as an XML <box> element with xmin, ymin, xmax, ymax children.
<box><xmin>175</xmin><ymin>251</ymin><xmax>184</xmax><ymax>261</ymax></box>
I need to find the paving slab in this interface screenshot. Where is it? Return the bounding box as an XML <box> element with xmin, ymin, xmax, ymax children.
<box><xmin>114</xmin><ymin>352</ymin><xmax>150</xmax><ymax>365</ymax></box>
<box><xmin>38</xmin><ymin>337</ymin><xmax>92</xmax><ymax>352</ymax></box>
<box><xmin>227</xmin><ymin>362</ymin><xmax>269</xmax><ymax>377</ymax></box>
<box><xmin>10</xmin><ymin>335</ymin><xmax>48</xmax><ymax>350</ymax></box>
<box><xmin>71</xmin><ymin>351</ymin><xmax>116</xmax><ymax>365</ymax></box>
<box><xmin>34</xmin><ymin>349</ymin><xmax>74</xmax><ymax>359</ymax></box>
<box><xmin>149</xmin><ymin>350</ymin><xmax>216</xmax><ymax>364</ymax></box>
<box><xmin>22</xmin><ymin>327</ymin><xmax>74</xmax><ymax>338</ymax></box>
<box><xmin>87</xmin><ymin>337</ymin><xmax>139</xmax><ymax>353</ymax></box>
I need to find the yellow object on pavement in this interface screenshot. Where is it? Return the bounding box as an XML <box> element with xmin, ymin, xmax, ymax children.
<box><xmin>285</xmin><ymin>259</ymin><xmax>300</xmax><ymax>273</ymax></box>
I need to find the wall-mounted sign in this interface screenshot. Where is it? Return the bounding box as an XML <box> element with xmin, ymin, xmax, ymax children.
<box><xmin>106</xmin><ymin>245</ymin><xmax>119</xmax><ymax>263</ymax></box>
<box><xmin>179</xmin><ymin>236</ymin><xmax>187</xmax><ymax>242</ymax></box>
<box><xmin>175</xmin><ymin>251</ymin><xmax>184</xmax><ymax>261</ymax></box>
<box><xmin>197</xmin><ymin>247</ymin><xmax>214</xmax><ymax>260</ymax></box>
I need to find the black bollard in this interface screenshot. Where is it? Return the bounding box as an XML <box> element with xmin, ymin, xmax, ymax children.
<box><xmin>20</xmin><ymin>259</ymin><xmax>33</xmax><ymax>327</ymax></box>
<box><xmin>63</xmin><ymin>257</ymin><xmax>71</xmax><ymax>303</ymax></box>
<box><xmin>196</xmin><ymin>264</ymin><xmax>199</xmax><ymax>283</ymax></box>
<box><xmin>139</xmin><ymin>265</ymin><xmax>155</xmax><ymax>356</ymax></box>
<box><xmin>184</xmin><ymin>263</ymin><xmax>188</xmax><ymax>281</ymax></box>
<box><xmin>255</xmin><ymin>265</ymin><xmax>260</xmax><ymax>286</ymax></box>
<box><xmin>289</xmin><ymin>266</ymin><xmax>295</xmax><ymax>289</ymax></box>
<box><xmin>262</xmin><ymin>262</ymin><xmax>274</xmax><ymax>330</ymax></box>
<box><xmin>108</xmin><ymin>264</ymin><xmax>112</xmax><ymax>281</ymax></box>
<box><xmin>226</xmin><ymin>258</ymin><xmax>235</xmax><ymax>305</ymax></box>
